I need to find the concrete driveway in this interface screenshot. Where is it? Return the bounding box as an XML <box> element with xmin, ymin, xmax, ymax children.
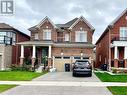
<box><xmin>1</xmin><ymin>72</ymin><xmax>112</xmax><ymax>95</ymax></box>
<box><xmin>33</xmin><ymin>72</ymin><xmax>100</xmax><ymax>82</ymax></box>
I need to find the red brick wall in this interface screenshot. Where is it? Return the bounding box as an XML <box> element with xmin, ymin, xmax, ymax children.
<box><xmin>31</xmin><ymin>19</ymin><xmax>93</xmax><ymax>43</ymax></box>
<box><xmin>52</xmin><ymin>47</ymin><xmax>93</xmax><ymax>58</ymax></box>
<box><xmin>96</xmin><ymin>11</ymin><xmax>127</xmax><ymax>68</ymax></box>
<box><xmin>96</xmin><ymin>31</ymin><xmax>109</xmax><ymax>67</ymax></box>
<box><xmin>12</xmin><ymin>32</ymin><xmax>30</xmax><ymax>65</ymax></box>
<box><xmin>71</xmin><ymin>20</ymin><xmax>93</xmax><ymax>43</ymax></box>
<box><xmin>31</xmin><ymin>19</ymin><xmax>57</xmax><ymax>42</ymax></box>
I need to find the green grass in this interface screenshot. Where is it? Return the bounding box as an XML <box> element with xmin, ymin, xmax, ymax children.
<box><xmin>108</xmin><ymin>86</ymin><xmax>127</xmax><ymax>95</ymax></box>
<box><xmin>95</xmin><ymin>72</ymin><xmax>127</xmax><ymax>82</ymax></box>
<box><xmin>0</xmin><ymin>85</ymin><xmax>17</xmax><ymax>93</ymax></box>
<box><xmin>0</xmin><ymin>71</ymin><xmax>47</xmax><ymax>81</ymax></box>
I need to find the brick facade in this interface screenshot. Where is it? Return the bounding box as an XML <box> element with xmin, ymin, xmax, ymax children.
<box><xmin>96</xmin><ymin>9</ymin><xmax>127</xmax><ymax>69</ymax></box>
<box><xmin>19</xmin><ymin>16</ymin><xmax>95</xmax><ymax>71</ymax></box>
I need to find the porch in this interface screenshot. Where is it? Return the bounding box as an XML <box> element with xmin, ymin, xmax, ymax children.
<box><xmin>111</xmin><ymin>40</ymin><xmax>127</xmax><ymax>68</ymax></box>
<box><xmin>17</xmin><ymin>41</ymin><xmax>53</xmax><ymax>70</ymax></box>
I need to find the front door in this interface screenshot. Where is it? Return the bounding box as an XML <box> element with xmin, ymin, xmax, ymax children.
<box><xmin>42</xmin><ymin>47</ymin><xmax>48</xmax><ymax>67</ymax></box>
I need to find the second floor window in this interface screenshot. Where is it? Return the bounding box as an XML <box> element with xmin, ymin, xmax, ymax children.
<box><xmin>75</xmin><ymin>31</ymin><xmax>87</xmax><ymax>42</ymax></box>
<box><xmin>34</xmin><ymin>33</ymin><xmax>39</xmax><ymax>40</ymax></box>
<box><xmin>65</xmin><ymin>34</ymin><xmax>69</xmax><ymax>41</ymax></box>
<box><xmin>0</xmin><ymin>31</ymin><xmax>16</xmax><ymax>45</ymax></box>
<box><xmin>120</xmin><ymin>27</ymin><xmax>127</xmax><ymax>40</ymax></box>
<box><xmin>43</xmin><ymin>29</ymin><xmax>51</xmax><ymax>40</ymax></box>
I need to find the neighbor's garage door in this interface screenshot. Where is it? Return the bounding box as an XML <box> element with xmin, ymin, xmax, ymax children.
<box><xmin>54</xmin><ymin>57</ymin><xmax>72</xmax><ymax>72</ymax></box>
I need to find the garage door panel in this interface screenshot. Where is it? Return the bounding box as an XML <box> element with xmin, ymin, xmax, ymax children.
<box><xmin>54</xmin><ymin>59</ymin><xmax>71</xmax><ymax>72</ymax></box>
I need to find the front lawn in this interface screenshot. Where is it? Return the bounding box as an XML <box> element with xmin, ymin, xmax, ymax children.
<box><xmin>95</xmin><ymin>72</ymin><xmax>127</xmax><ymax>82</ymax></box>
<box><xmin>0</xmin><ymin>85</ymin><xmax>17</xmax><ymax>93</ymax></box>
<box><xmin>0</xmin><ymin>71</ymin><xmax>47</xmax><ymax>81</ymax></box>
<box><xmin>108</xmin><ymin>86</ymin><xmax>127</xmax><ymax>95</ymax></box>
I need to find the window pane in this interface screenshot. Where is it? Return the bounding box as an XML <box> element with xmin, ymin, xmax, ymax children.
<box><xmin>74</xmin><ymin>57</ymin><xmax>81</xmax><ymax>59</ymax></box>
<box><xmin>55</xmin><ymin>57</ymin><xmax>61</xmax><ymax>59</ymax></box>
<box><xmin>120</xmin><ymin>27</ymin><xmax>127</xmax><ymax>40</ymax></box>
<box><xmin>63</xmin><ymin>57</ymin><xmax>70</xmax><ymax>59</ymax></box>
<box><xmin>75</xmin><ymin>31</ymin><xmax>87</xmax><ymax>42</ymax></box>
<box><xmin>35</xmin><ymin>33</ymin><xmax>38</xmax><ymax>39</ymax></box>
<box><xmin>65</xmin><ymin>34</ymin><xmax>69</xmax><ymax>41</ymax></box>
<box><xmin>43</xmin><ymin>30</ymin><xmax>51</xmax><ymax>40</ymax></box>
<box><xmin>0</xmin><ymin>32</ymin><xmax>6</xmax><ymax>35</ymax></box>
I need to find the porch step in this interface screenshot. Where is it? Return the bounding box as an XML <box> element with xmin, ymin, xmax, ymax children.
<box><xmin>35</xmin><ymin>66</ymin><xmax>44</xmax><ymax>73</ymax></box>
<box><xmin>49</xmin><ymin>68</ymin><xmax>56</xmax><ymax>72</ymax></box>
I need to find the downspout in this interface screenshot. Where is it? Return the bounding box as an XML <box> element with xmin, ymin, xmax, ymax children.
<box><xmin>108</xmin><ymin>26</ymin><xmax>111</xmax><ymax>71</ymax></box>
<box><xmin>16</xmin><ymin>33</ymin><xmax>18</xmax><ymax>65</ymax></box>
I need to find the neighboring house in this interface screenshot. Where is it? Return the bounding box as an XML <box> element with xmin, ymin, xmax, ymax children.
<box><xmin>18</xmin><ymin>16</ymin><xmax>95</xmax><ymax>71</ymax></box>
<box><xmin>0</xmin><ymin>23</ymin><xmax>30</xmax><ymax>70</ymax></box>
<box><xmin>96</xmin><ymin>9</ymin><xmax>127</xmax><ymax>69</ymax></box>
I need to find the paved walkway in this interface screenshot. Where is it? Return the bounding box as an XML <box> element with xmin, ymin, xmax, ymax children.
<box><xmin>1</xmin><ymin>81</ymin><xmax>127</xmax><ymax>87</ymax></box>
<box><xmin>0</xmin><ymin>72</ymin><xmax>113</xmax><ymax>95</ymax></box>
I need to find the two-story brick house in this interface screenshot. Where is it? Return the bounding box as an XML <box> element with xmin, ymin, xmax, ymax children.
<box><xmin>96</xmin><ymin>9</ymin><xmax>127</xmax><ymax>69</ymax></box>
<box><xmin>0</xmin><ymin>23</ymin><xmax>30</xmax><ymax>70</ymax></box>
<box><xmin>18</xmin><ymin>16</ymin><xmax>95</xmax><ymax>71</ymax></box>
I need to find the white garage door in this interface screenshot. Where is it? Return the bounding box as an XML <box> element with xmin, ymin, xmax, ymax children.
<box><xmin>53</xmin><ymin>56</ymin><xmax>90</xmax><ymax>72</ymax></box>
<box><xmin>54</xmin><ymin>56</ymin><xmax>72</xmax><ymax>72</ymax></box>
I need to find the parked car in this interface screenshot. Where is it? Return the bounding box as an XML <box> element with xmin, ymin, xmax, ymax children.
<box><xmin>72</xmin><ymin>60</ymin><xmax>92</xmax><ymax>77</ymax></box>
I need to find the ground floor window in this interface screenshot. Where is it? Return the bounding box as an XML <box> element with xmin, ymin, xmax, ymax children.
<box><xmin>55</xmin><ymin>56</ymin><xmax>62</xmax><ymax>59</ymax></box>
<box><xmin>63</xmin><ymin>57</ymin><xmax>70</xmax><ymax>59</ymax></box>
<box><xmin>74</xmin><ymin>57</ymin><xmax>81</xmax><ymax>59</ymax></box>
<box><xmin>83</xmin><ymin>57</ymin><xmax>89</xmax><ymax>59</ymax></box>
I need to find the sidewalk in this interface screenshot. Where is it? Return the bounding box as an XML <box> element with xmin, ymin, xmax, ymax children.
<box><xmin>1</xmin><ymin>81</ymin><xmax>127</xmax><ymax>87</ymax></box>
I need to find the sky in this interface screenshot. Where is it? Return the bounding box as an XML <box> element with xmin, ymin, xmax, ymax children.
<box><xmin>0</xmin><ymin>0</ymin><xmax>127</xmax><ymax>43</ymax></box>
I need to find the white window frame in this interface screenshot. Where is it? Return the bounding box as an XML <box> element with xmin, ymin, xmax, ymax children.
<box><xmin>75</xmin><ymin>31</ymin><xmax>87</xmax><ymax>42</ymax></box>
<box><xmin>43</xmin><ymin>29</ymin><xmax>51</xmax><ymax>40</ymax></box>
<box><xmin>120</xmin><ymin>27</ymin><xmax>127</xmax><ymax>40</ymax></box>
<box><xmin>34</xmin><ymin>33</ymin><xmax>39</xmax><ymax>40</ymax></box>
<box><xmin>65</xmin><ymin>34</ymin><xmax>69</xmax><ymax>41</ymax></box>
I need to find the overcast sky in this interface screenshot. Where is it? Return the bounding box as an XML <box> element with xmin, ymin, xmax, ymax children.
<box><xmin>0</xmin><ymin>0</ymin><xmax>127</xmax><ymax>43</ymax></box>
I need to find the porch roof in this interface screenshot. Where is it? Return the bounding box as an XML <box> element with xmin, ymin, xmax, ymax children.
<box><xmin>17</xmin><ymin>40</ymin><xmax>53</xmax><ymax>46</ymax></box>
<box><xmin>17</xmin><ymin>41</ymin><xmax>95</xmax><ymax>48</ymax></box>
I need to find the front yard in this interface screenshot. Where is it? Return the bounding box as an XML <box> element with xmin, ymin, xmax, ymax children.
<box><xmin>95</xmin><ymin>72</ymin><xmax>127</xmax><ymax>82</ymax></box>
<box><xmin>0</xmin><ymin>71</ymin><xmax>47</xmax><ymax>93</ymax></box>
<box><xmin>108</xmin><ymin>86</ymin><xmax>127</xmax><ymax>95</ymax></box>
<box><xmin>0</xmin><ymin>85</ymin><xmax>17</xmax><ymax>93</ymax></box>
<box><xmin>0</xmin><ymin>71</ymin><xmax>47</xmax><ymax>81</ymax></box>
<box><xmin>95</xmin><ymin>72</ymin><xmax>127</xmax><ymax>95</ymax></box>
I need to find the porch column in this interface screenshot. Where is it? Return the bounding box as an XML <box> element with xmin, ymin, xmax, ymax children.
<box><xmin>48</xmin><ymin>45</ymin><xmax>51</xmax><ymax>58</ymax></box>
<box><xmin>124</xmin><ymin>46</ymin><xmax>127</xmax><ymax>68</ymax></box>
<box><xmin>32</xmin><ymin>45</ymin><xmax>36</xmax><ymax>68</ymax></box>
<box><xmin>114</xmin><ymin>46</ymin><xmax>118</xmax><ymax>68</ymax></box>
<box><xmin>114</xmin><ymin>46</ymin><xmax>118</xmax><ymax>59</ymax></box>
<box><xmin>48</xmin><ymin>45</ymin><xmax>52</xmax><ymax>68</ymax></box>
<box><xmin>20</xmin><ymin>45</ymin><xmax>24</xmax><ymax>66</ymax></box>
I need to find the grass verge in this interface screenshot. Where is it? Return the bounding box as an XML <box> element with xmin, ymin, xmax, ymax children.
<box><xmin>0</xmin><ymin>85</ymin><xmax>17</xmax><ymax>93</ymax></box>
<box><xmin>0</xmin><ymin>71</ymin><xmax>47</xmax><ymax>81</ymax></box>
<box><xmin>95</xmin><ymin>72</ymin><xmax>127</xmax><ymax>82</ymax></box>
<box><xmin>108</xmin><ymin>86</ymin><xmax>127</xmax><ymax>95</ymax></box>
